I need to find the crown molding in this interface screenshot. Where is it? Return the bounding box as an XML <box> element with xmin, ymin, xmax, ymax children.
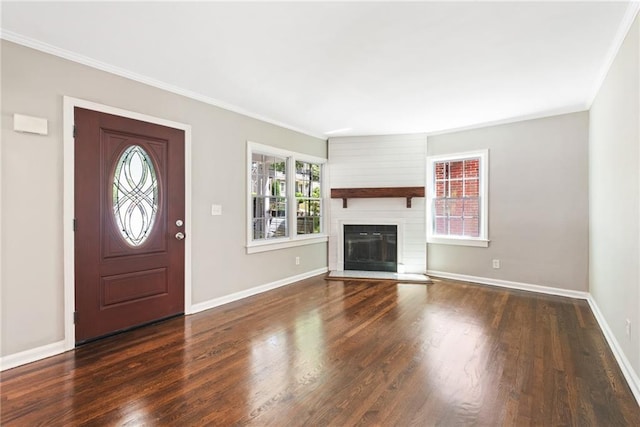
<box><xmin>586</xmin><ymin>1</ymin><xmax>640</xmax><ymax>107</ymax></box>
<box><xmin>425</xmin><ymin>104</ymin><xmax>588</xmax><ymax>137</ymax></box>
<box><xmin>0</xmin><ymin>29</ymin><xmax>326</xmax><ymax>141</ymax></box>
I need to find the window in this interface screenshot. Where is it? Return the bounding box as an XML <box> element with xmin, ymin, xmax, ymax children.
<box><xmin>250</xmin><ymin>153</ymin><xmax>288</xmax><ymax>240</ymax></box>
<box><xmin>295</xmin><ymin>161</ymin><xmax>322</xmax><ymax>235</ymax></box>
<box><xmin>248</xmin><ymin>142</ymin><xmax>327</xmax><ymax>253</ymax></box>
<box><xmin>113</xmin><ymin>145</ymin><xmax>158</xmax><ymax>246</ymax></box>
<box><xmin>426</xmin><ymin>150</ymin><xmax>489</xmax><ymax>247</ymax></box>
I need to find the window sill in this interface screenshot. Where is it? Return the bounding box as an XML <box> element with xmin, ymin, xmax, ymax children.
<box><xmin>427</xmin><ymin>236</ymin><xmax>489</xmax><ymax>248</ymax></box>
<box><xmin>247</xmin><ymin>234</ymin><xmax>328</xmax><ymax>254</ymax></box>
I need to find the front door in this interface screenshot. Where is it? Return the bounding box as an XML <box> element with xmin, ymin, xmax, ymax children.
<box><xmin>74</xmin><ymin>107</ymin><xmax>185</xmax><ymax>343</ymax></box>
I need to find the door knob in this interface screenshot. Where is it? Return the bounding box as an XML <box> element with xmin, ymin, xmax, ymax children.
<box><xmin>175</xmin><ymin>232</ymin><xmax>185</xmax><ymax>240</ymax></box>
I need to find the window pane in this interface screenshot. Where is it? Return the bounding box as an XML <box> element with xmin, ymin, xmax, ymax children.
<box><xmin>434</xmin><ymin>199</ymin><xmax>447</xmax><ymax>216</ymax></box>
<box><xmin>270</xmin><ymin>197</ymin><xmax>287</xmax><ymax>217</ymax></box>
<box><xmin>295</xmin><ymin>161</ymin><xmax>321</xmax><ymax>197</ymax></box>
<box><xmin>112</xmin><ymin>145</ymin><xmax>158</xmax><ymax>247</ymax></box>
<box><xmin>297</xmin><ymin>199</ymin><xmax>310</xmax><ymax>216</ymax></box>
<box><xmin>449</xmin><ymin>217</ymin><xmax>463</xmax><ymax>235</ymax></box>
<box><xmin>251</xmin><ymin>153</ymin><xmax>288</xmax><ymax>241</ymax></box>
<box><xmin>450</xmin><ymin>180</ymin><xmax>463</xmax><ymax>198</ymax></box>
<box><xmin>463</xmin><ymin>217</ymin><xmax>480</xmax><ymax>237</ymax></box>
<box><xmin>252</xmin><ymin>218</ymin><xmax>266</xmax><ymax>240</ymax></box>
<box><xmin>269</xmin><ymin>217</ymin><xmax>287</xmax><ymax>238</ymax></box>
<box><xmin>309</xmin><ymin>200</ymin><xmax>321</xmax><ymax>215</ymax></box>
<box><xmin>311</xmin><ymin>164</ymin><xmax>321</xmax><ymax>181</ymax></box>
<box><xmin>450</xmin><ymin>161</ymin><xmax>463</xmax><ymax>178</ymax></box>
<box><xmin>296</xmin><ymin>199</ymin><xmax>322</xmax><ymax>234</ymax></box>
<box><xmin>297</xmin><ymin>217</ymin><xmax>312</xmax><ymax>234</ymax></box>
<box><xmin>253</xmin><ymin>197</ymin><xmax>267</xmax><ymax>219</ymax></box>
<box><xmin>435</xmin><ymin>217</ymin><xmax>447</xmax><ymax>234</ymax></box>
<box><xmin>464</xmin><ymin>198</ymin><xmax>479</xmax><ymax>217</ymax></box>
<box><xmin>447</xmin><ymin>199</ymin><xmax>463</xmax><ymax>217</ymax></box>
<box><xmin>436</xmin><ymin>181</ymin><xmax>448</xmax><ymax>197</ymax></box>
<box><xmin>465</xmin><ymin>179</ymin><xmax>479</xmax><ymax>197</ymax></box>
<box><xmin>464</xmin><ymin>159</ymin><xmax>479</xmax><ymax>178</ymax></box>
<box><xmin>251</xmin><ymin>153</ymin><xmax>287</xmax><ymax>197</ymax></box>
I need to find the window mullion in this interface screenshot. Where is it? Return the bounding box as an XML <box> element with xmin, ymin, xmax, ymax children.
<box><xmin>287</xmin><ymin>156</ymin><xmax>294</xmax><ymax>239</ymax></box>
<box><xmin>462</xmin><ymin>160</ymin><xmax>466</xmax><ymax>235</ymax></box>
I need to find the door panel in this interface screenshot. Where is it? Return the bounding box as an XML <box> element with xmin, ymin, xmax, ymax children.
<box><xmin>101</xmin><ymin>268</ymin><xmax>168</xmax><ymax>306</ymax></box>
<box><xmin>74</xmin><ymin>107</ymin><xmax>185</xmax><ymax>343</ymax></box>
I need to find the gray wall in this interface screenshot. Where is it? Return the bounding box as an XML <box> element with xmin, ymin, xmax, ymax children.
<box><xmin>589</xmin><ymin>15</ymin><xmax>639</xmax><ymax>376</ymax></box>
<box><xmin>1</xmin><ymin>41</ymin><xmax>327</xmax><ymax>357</ymax></box>
<box><xmin>427</xmin><ymin>112</ymin><xmax>589</xmax><ymax>292</ymax></box>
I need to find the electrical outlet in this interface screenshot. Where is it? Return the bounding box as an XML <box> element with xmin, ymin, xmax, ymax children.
<box><xmin>492</xmin><ymin>259</ymin><xmax>500</xmax><ymax>269</ymax></box>
<box><xmin>211</xmin><ymin>204</ymin><xmax>222</xmax><ymax>216</ymax></box>
<box><xmin>295</xmin><ymin>256</ymin><xmax>300</xmax><ymax>265</ymax></box>
<box><xmin>626</xmin><ymin>319</ymin><xmax>631</xmax><ymax>338</ymax></box>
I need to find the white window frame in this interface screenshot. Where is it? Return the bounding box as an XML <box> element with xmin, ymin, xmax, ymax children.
<box><xmin>426</xmin><ymin>149</ymin><xmax>489</xmax><ymax>247</ymax></box>
<box><xmin>247</xmin><ymin>141</ymin><xmax>328</xmax><ymax>254</ymax></box>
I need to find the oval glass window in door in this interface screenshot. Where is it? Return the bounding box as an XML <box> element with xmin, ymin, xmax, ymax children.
<box><xmin>112</xmin><ymin>145</ymin><xmax>159</xmax><ymax>246</ymax></box>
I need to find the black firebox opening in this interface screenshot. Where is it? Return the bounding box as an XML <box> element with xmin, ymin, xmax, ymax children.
<box><xmin>344</xmin><ymin>225</ymin><xmax>397</xmax><ymax>272</ymax></box>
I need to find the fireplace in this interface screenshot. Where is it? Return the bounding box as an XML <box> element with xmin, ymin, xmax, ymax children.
<box><xmin>343</xmin><ymin>225</ymin><xmax>398</xmax><ymax>272</ymax></box>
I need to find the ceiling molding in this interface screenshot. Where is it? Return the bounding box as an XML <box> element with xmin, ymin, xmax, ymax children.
<box><xmin>1</xmin><ymin>1</ymin><xmax>633</xmax><ymax>140</ymax></box>
<box><xmin>0</xmin><ymin>29</ymin><xmax>327</xmax><ymax>141</ymax></box>
<box><xmin>586</xmin><ymin>1</ymin><xmax>640</xmax><ymax>107</ymax></box>
<box><xmin>425</xmin><ymin>104</ymin><xmax>589</xmax><ymax>138</ymax></box>
<box><xmin>330</xmin><ymin>104</ymin><xmax>589</xmax><ymax>139</ymax></box>
<box><xmin>328</xmin><ymin>133</ymin><xmax>428</xmax><ymax>144</ymax></box>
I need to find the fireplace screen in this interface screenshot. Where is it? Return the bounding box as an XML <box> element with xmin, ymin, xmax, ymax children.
<box><xmin>344</xmin><ymin>225</ymin><xmax>397</xmax><ymax>272</ymax></box>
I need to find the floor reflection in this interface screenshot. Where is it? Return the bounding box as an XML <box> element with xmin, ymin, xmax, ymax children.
<box><xmin>4</xmin><ymin>277</ymin><xmax>632</xmax><ymax>425</ymax></box>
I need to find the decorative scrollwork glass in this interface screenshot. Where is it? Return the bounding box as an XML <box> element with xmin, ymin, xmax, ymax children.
<box><xmin>112</xmin><ymin>145</ymin><xmax>158</xmax><ymax>246</ymax></box>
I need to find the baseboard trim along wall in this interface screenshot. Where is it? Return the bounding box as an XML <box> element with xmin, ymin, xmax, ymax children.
<box><xmin>1</xmin><ymin>268</ymin><xmax>328</xmax><ymax>371</ymax></box>
<box><xmin>426</xmin><ymin>270</ymin><xmax>590</xmax><ymax>300</ymax></box>
<box><xmin>427</xmin><ymin>269</ymin><xmax>640</xmax><ymax>406</ymax></box>
<box><xmin>4</xmin><ymin>267</ymin><xmax>639</xmax><ymax>406</ymax></box>
<box><xmin>190</xmin><ymin>267</ymin><xmax>329</xmax><ymax>314</ymax></box>
<box><xmin>587</xmin><ymin>296</ymin><xmax>640</xmax><ymax>405</ymax></box>
<box><xmin>0</xmin><ymin>340</ymin><xmax>67</xmax><ymax>372</ymax></box>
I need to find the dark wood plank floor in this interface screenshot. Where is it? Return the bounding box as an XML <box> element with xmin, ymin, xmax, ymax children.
<box><xmin>2</xmin><ymin>275</ymin><xmax>639</xmax><ymax>426</ymax></box>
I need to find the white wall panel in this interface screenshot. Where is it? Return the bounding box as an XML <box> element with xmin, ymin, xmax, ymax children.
<box><xmin>328</xmin><ymin>135</ymin><xmax>427</xmax><ymax>273</ymax></box>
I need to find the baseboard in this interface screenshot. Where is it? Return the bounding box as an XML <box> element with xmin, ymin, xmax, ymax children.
<box><xmin>0</xmin><ymin>340</ymin><xmax>67</xmax><ymax>372</ymax></box>
<box><xmin>426</xmin><ymin>270</ymin><xmax>590</xmax><ymax>300</ymax></box>
<box><xmin>1</xmin><ymin>268</ymin><xmax>327</xmax><ymax>371</ymax></box>
<box><xmin>7</xmin><ymin>268</ymin><xmax>637</xmax><ymax>409</ymax></box>
<box><xmin>190</xmin><ymin>267</ymin><xmax>329</xmax><ymax>314</ymax></box>
<box><xmin>587</xmin><ymin>296</ymin><xmax>640</xmax><ymax>405</ymax></box>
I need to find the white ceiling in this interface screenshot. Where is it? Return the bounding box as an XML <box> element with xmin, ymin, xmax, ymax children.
<box><xmin>1</xmin><ymin>2</ymin><xmax>637</xmax><ymax>138</ymax></box>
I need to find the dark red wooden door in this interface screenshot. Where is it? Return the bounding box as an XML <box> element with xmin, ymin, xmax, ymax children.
<box><xmin>74</xmin><ymin>107</ymin><xmax>185</xmax><ymax>343</ymax></box>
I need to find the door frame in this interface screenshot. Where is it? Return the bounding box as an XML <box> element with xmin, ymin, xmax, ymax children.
<box><xmin>62</xmin><ymin>96</ymin><xmax>193</xmax><ymax>351</ymax></box>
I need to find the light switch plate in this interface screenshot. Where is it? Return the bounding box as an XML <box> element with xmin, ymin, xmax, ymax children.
<box><xmin>211</xmin><ymin>204</ymin><xmax>222</xmax><ymax>216</ymax></box>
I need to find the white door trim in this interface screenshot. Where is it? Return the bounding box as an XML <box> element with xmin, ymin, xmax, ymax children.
<box><xmin>62</xmin><ymin>96</ymin><xmax>193</xmax><ymax>351</ymax></box>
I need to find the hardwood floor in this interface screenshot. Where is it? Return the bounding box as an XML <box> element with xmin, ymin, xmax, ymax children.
<box><xmin>2</xmin><ymin>275</ymin><xmax>639</xmax><ymax>426</ymax></box>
